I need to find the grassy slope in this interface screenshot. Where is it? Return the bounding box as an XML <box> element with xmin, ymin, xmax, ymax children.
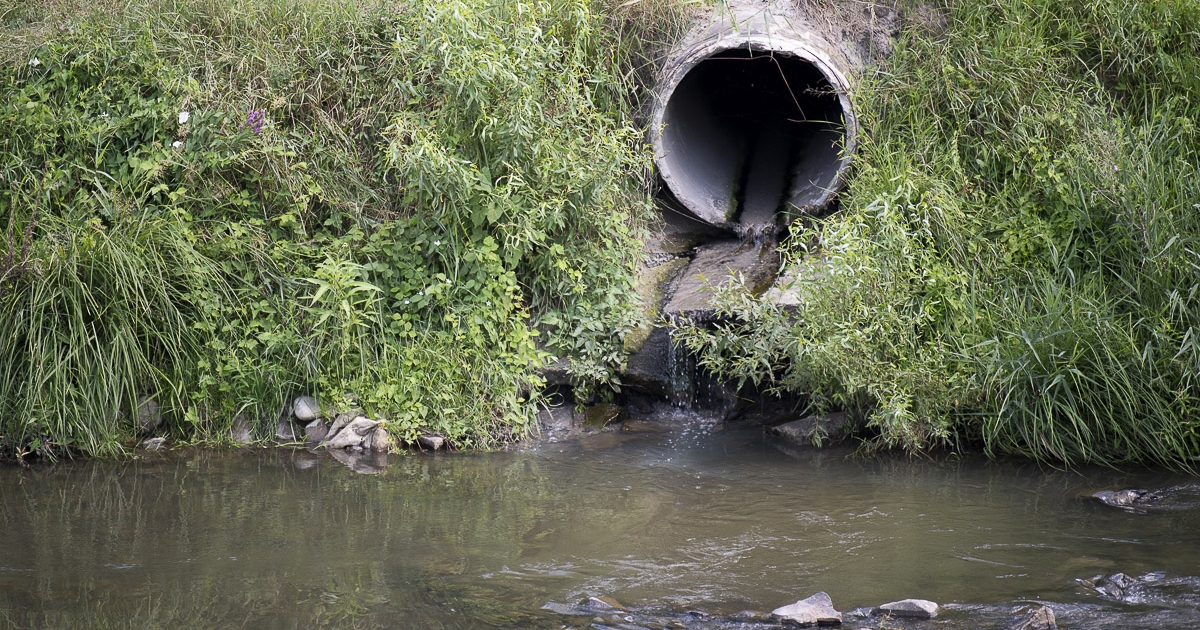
<box><xmin>0</xmin><ymin>0</ymin><xmax>689</xmax><ymax>458</ymax></box>
<box><xmin>677</xmin><ymin>0</ymin><xmax>1200</xmax><ymax>467</ymax></box>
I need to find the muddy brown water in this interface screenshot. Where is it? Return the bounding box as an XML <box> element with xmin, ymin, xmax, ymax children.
<box><xmin>3</xmin><ymin>418</ymin><xmax>1200</xmax><ymax>629</ymax></box>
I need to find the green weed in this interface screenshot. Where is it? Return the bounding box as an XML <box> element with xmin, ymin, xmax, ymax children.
<box><xmin>675</xmin><ymin>0</ymin><xmax>1200</xmax><ymax>467</ymax></box>
<box><xmin>1</xmin><ymin>0</ymin><xmax>679</xmax><ymax>456</ymax></box>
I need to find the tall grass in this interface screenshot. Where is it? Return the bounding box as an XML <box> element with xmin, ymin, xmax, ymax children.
<box><xmin>676</xmin><ymin>0</ymin><xmax>1200</xmax><ymax>467</ymax></box>
<box><xmin>0</xmin><ymin>213</ymin><xmax>218</xmax><ymax>458</ymax></box>
<box><xmin>0</xmin><ymin>0</ymin><xmax>688</xmax><ymax>457</ymax></box>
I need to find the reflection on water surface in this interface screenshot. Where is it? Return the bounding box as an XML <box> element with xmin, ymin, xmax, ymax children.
<box><xmin>3</xmin><ymin>420</ymin><xmax>1200</xmax><ymax>628</ymax></box>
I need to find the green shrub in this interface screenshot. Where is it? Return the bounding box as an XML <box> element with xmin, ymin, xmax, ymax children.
<box><xmin>676</xmin><ymin>0</ymin><xmax>1200</xmax><ymax>467</ymax></box>
<box><xmin>1</xmin><ymin>0</ymin><xmax>681</xmax><ymax>456</ymax></box>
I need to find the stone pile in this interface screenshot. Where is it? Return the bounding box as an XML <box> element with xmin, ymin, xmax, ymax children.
<box><xmin>276</xmin><ymin>395</ymin><xmax>446</xmax><ymax>454</ymax></box>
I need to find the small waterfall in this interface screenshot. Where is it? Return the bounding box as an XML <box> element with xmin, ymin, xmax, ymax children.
<box><xmin>662</xmin><ymin>325</ymin><xmax>729</xmax><ymax>411</ymax></box>
<box><xmin>663</xmin><ymin>329</ymin><xmax>695</xmax><ymax>408</ymax></box>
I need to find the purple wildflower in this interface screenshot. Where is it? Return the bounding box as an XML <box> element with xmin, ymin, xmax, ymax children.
<box><xmin>243</xmin><ymin>108</ymin><xmax>266</xmax><ymax>135</ymax></box>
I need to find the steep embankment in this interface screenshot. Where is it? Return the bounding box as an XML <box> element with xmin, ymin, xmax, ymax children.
<box><xmin>0</xmin><ymin>0</ymin><xmax>688</xmax><ymax>457</ymax></box>
<box><xmin>676</xmin><ymin>0</ymin><xmax>1200</xmax><ymax>467</ymax></box>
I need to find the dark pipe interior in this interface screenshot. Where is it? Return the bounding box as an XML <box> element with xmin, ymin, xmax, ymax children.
<box><xmin>659</xmin><ymin>47</ymin><xmax>847</xmax><ymax>226</ymax></box>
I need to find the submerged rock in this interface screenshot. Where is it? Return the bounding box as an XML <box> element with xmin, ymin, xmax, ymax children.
<box><xmin>771</xmin><ymin>592</ymin><xmax>842</xmax><ymax>626</ymax></box>
<box><xmin>729</xmin><ymin>610</ymin><xmax>772</xmax><ymax>623</ymax></box>
<box><xmin>1090</xmin><ymin>485</ymin><xmax>1200</xmax><ymax>513</ymax></box>
<box><xmin>878</xmin><ymin>599</ymin><xmax>938</xmax><ymax>619</ymax></box>
<box><xmin>1089</xmin><ymin>572</ymin><xmax>1143</xmax><ymax>602</ymax></box>
<box><xmin>582</xmin><ymin>403</ymin><xmax>625</xmax><ymax>428</ymax></box>
<box><xmin>292</xmin><ymin>395</ymin><xmax>321</xmax><ymax>422</ymax></box>
<box><xmin>1091</xmin><ymin>489</ymin><xmax>1151</xmax><ymax>510</ymax></box>
<box><xmin>587</xmin><ymin>596</ymin><xmax>627</xmax><ymax>611</ymax></box>
<box><xmin>1014</xmin><ymin>605</ymin><xmax>1057</xmax><ymax>630</ymax></box>
<box><xmin>1080</xmin><ymin>570</ymin><xmax>1200</xmax><ymax>611</ymax></box>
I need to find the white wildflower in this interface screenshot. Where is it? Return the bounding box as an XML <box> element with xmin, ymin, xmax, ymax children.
<box><xmin>172</xmin><ymin>141</ymin><xmax>183</xmax><ymax>148</ymax></box>
<box><xmin>178</xmin><ymin>111</ymin><xmax>190</xmax><ymax>125</ymax></box>
<box><xmin>29</xmin><ymin>58</ymin><xmax>40</xmax><ymax>67</ymax></box>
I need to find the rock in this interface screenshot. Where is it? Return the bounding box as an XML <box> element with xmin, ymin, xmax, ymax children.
<box><xmin>346</xmin><ymin>417</ymin><xmax>379</xmax><ymax>435</ymax></box>
<box><xmin>230</xmin><ymin>415</ymin><xmax>253</xmax><ymax>445</ymax></box>
<box><xmin>536</xmin><ymin>404</ymin><xmax>582</xmax><ymax>443</ymax></box>
<box><xmin>539</xmin><ymin>355</ymin><xmax>574</xmax><ymax>388</ymax></box>
<box><xmin>324</xmin><ymin>430</ymin><xmax>355</xmax><ymax>449</ymax></box>
<box><xmin>587</xmin><ymin>596</ymin><xmax>627</xmax><ymax>611</ymax></box>
<box><xmin>304</xmin><ymin>419</ymin><xmax>328</xmax><ymax>443</ymax></box>
<box><xmin>1090</xmin><ymin>572</ymin><xmax>1140</xmax><ymax>601</ymax></box>
<box><xmin>324</xmin><ymin>414</ymin><xmax>351</xmax><ymax>442</ymax></box>
<box><xmin>620</xmin><ymin>326</ymin><xmax>679</xmax><ymax>400</ymax></box>
<box><xmin>275</xmin><ymin>418</ymin><xmax>298</xmax><ymax>442</ymax></box>
<box><xmin>1014</xmin><ymin>605</ymin><xmax>1057</xmax><ymax>630</ymax></box>
<box><xmin>771</xmin><ymin>592</ymin><xmax>842</xmax><ymax>626</ymax></box>
<box><xmin>619</xmin><ymin>326</ymin><xmax>737</xmax><ymax>409</ymax></box>
<box><xmin>582</xmin><ymin>403</ymin><xmax>625</xmax><ymax>428</ymax></box>
<box><xmin>1092</xmin><ymin>489</ymin><xmax>1150</xmax><ymax>509</ymax></box>
<box><xmin>766</xmin><ymin>412</ymin><xmax>851</xmax><ymax>447</ymax></box>
<box><xmin>141</xmin><ymin>436</ymin><xmax>167</xmax><ymax>451</ymax></box>
<box><xmin>419</xmin><ymin>434</ymin><xmax>445</xmax><ymax>451</ymax></box>
<box><xmin>540</xmin><ymin>601</ymin><xmax>579</xmax><ymax>616</ymax></box>
<box><xmin>625</xmin><ymin>255</ymin><xmax>691</xmax><ymax>355</ymax></box>
<box><xmin>845</xmin><ymin>607</ymin><xmax>875</xmax><ymax>618</ymax></box>
<box><xmin>663</xmin><ymin>239</ymin><xmax>780</xmax><ymax>321</ymax></box>
<box><xmin>136</xmin><ymin>397</ymin><xmax>161</xmax><ymax>434</ymax></box>
<box><xmin>372</xmin><ymin>428</ymin><xmax>395</xmax><ymax>453</ymax></box>
<box><xmin>730</xmin><ymin>610</ymin><xmax>772</xmax><ymax>622</ymax></box>
<box><xmin>1088</xmin><ymin>485</ymin><xmax>1200</xmax><ymax>513</ymax></box>
<box><xmin>292</xmin><ymin>396</ymin><xmax>321</xmax><ymax>422</ymax></box>
<box><xmin>325</xmin><ymin>417</ymin><xmax>379</xmax><ymax>449</ymax></box>
<box><xmin>878</xmin><ymin>599</ymin><xmax>938</xmax><ymax>619</ymax></box>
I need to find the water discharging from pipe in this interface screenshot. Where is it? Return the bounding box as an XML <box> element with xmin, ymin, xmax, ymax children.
<box><xmin>651</xmin><ymin>9</ymin><xmax>857</xmax><ymax>228</ymax></box>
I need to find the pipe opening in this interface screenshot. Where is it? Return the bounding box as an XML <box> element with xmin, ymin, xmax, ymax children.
<box><xmin>656</xmin><ymin>45</ymin><xmax>852</xmax><ymax>227</ymax></box>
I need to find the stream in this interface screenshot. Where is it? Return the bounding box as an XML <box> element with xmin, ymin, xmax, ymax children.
<box><xmin>3</xmin><ymin>416</ymin><xmax>1200</xmax><ymax>629</ymax></box>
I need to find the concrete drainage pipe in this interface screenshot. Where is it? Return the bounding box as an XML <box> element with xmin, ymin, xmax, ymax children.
<box><xmin>651</xmin><ymin>10</ymin><xmax>858</xmax><ymax>228</ymax></box>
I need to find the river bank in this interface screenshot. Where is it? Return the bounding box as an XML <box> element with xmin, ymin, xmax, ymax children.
<box><xmin>5</xmin><ymin>0</ymin><xmax>1200</xmax><ymax>467</ymax></box>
